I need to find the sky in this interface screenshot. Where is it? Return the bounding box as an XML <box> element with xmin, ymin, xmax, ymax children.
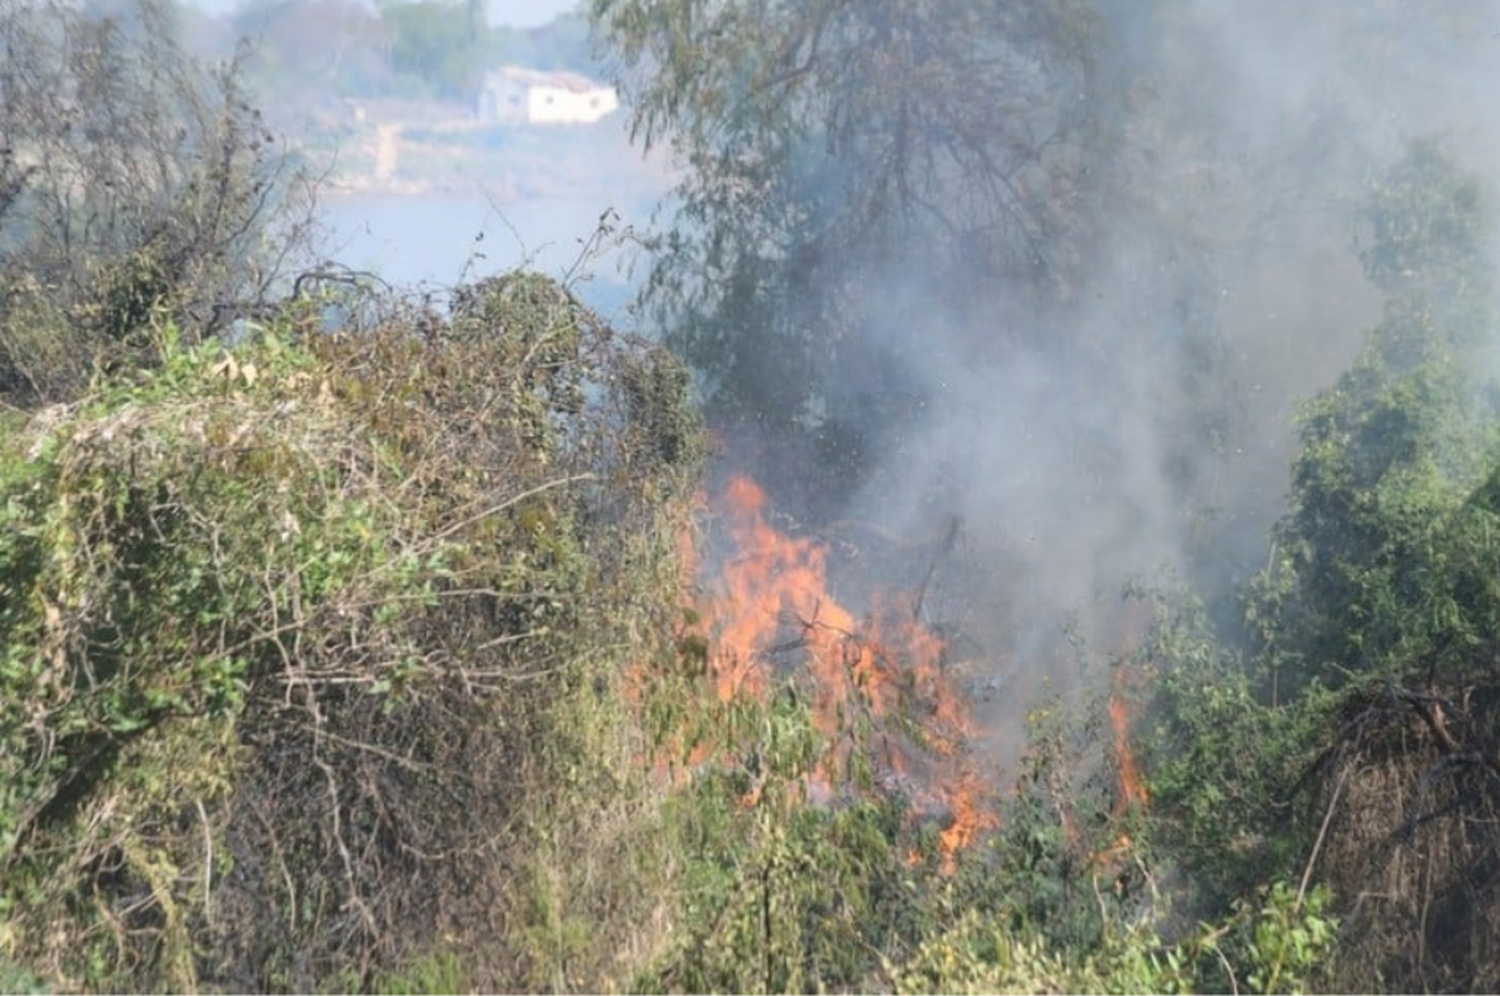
<box><xmin>489</xmin><ymin>0</ymin><xmax>577</xmax><ymax>29</ymax></box>
<box><xmin>181</xmin><ymin>0</ymin><xmax>578</xmax><ymax>28</ymax></box>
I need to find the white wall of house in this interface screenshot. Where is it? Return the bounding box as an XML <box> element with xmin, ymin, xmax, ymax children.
<box><xmin>525</xmin><ymin>84</ymin><xmax>619</xmax><ymax>125</ymax></box>
<box><xmin>479</xmin><ymin>67</ymin><xmax>619</xmax><ymax>125</ymax></box>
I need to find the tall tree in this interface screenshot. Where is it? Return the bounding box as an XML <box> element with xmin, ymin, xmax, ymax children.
<box><xmin>591</xmin><ymin>0</ymin><xmax>1112</xmax><ymax>434</ymax></box>
<box><xmin>379</xmin><ymin>0</ymin><xmax>489</xmax><ymax>99</ymax></box>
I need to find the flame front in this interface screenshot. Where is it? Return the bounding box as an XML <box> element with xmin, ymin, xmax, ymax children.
<box><xmin>700</xmin><ymin>474</ymin><xmax>995</xmax><ymax>870</ymax></box>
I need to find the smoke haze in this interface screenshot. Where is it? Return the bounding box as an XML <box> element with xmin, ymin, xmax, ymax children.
<box><xmin>735</xmin><ymin>2</ymin><xmax>1500</xmax><ymax>736</ymax></box>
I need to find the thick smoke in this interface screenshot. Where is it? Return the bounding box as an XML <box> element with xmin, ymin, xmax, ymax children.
<box><xmin>797</xmin><ymin>2</ymin><xmax>1500</xmax><ymax>729</ymax></box>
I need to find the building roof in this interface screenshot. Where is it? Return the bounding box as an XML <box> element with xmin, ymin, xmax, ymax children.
<box><xmin>484</xmin><ymin>65</ymin><xmax>608</xmax><ymax>93</ymax></box>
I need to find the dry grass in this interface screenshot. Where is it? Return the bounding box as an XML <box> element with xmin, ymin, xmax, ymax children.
<box><xmin>1307</xmin><ymin>680</ymin><xmax>1500</xmax><ymax>992</ymax></box>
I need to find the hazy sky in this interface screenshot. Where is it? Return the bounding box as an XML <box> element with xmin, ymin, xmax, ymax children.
<box><xmin>183</xmin><ymin>0</ymin><xmax>579</xmax><ymax>29</ymax></box>
<box><xmin>489</xmin><ymin>0</ymin><xmax>577</xmax><ymax>28</ymax></box>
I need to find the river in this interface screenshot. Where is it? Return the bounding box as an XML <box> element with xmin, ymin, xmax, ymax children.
<box><xmin>318</xmin><ymin>190</ymin><xmax>659</xmax><ymax>323</ymax></box>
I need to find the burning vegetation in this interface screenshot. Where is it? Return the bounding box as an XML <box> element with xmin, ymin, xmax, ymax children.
<box><xmin>690</xmin><ymin>474</ymin><xmax>996</xmax><ymax>869</ymax></box>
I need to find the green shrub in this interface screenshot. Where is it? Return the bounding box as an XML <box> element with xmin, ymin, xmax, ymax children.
<box><xmin>0</xmin><ymin>276</ymin><xmax>703</xmax><ymax>992</ymax></box>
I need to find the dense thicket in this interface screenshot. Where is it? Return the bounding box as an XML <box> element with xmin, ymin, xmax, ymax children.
<box><xmin>0</xmin><ymin>285</ymin><xmax>1335</xmax><ymax>993</ymax></box>
<box><xmin>0</xmin><ymin>277</ymin><xmax>707</xmax><ymax>991</ymax></box>
<box><xmin>1143</xmin><ymin>143</ymin><xmax>1500</xmax><ymax>992</ymax></box>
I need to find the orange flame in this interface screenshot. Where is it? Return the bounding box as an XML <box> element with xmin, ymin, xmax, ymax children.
<box><xmin>937</xmin><ymin>770</ymin><xmax>997</xmax><ymax>872</ymax></box>
<box><xmin>698</xmin><ymin>474</ymin><xmax>994</xmax><ymax>870</ymax></box>
<box><xmin>1108</xmin><ymin>666</ymin><xmax>1148</xmax><ymax>812</ymax></box>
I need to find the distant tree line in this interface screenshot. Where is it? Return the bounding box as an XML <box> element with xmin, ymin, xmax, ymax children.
<box><xmin>215</xmin><ymin>0</ymin><xmax>593</xmax><ymax>108</ymax></box>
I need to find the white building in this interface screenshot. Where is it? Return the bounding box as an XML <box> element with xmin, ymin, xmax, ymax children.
<box><xmin>478</xmin><ymin>66</ymin><xmax>619</xmax><ymax>126</ymax></box>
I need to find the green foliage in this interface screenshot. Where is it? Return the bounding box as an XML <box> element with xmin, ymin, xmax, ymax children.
<box><xmin>625</xmin><ymin>631</ymin><xmax>1333</xmax><ymax>995</ymax></box>
<box><xmin>1136</xmin><ymin>142</ymin><xmax>1500</xmax><ymax>993</ymax></box>
<box><xmin>1139</xmin><ymin>589</ymin><xmax>1319</xmax><ymax>901</ymax></box>
<box><xmin>380</xmin><ymin>0</ymin><xmax>489</xmax><ymax>99</ymax></box>
<box><xmin>492</xmin><ymin>13</ymin><xmax>593</xmax><ymax>73</ymax></box>
<box><xmin>0</xmin><ymin>273</ymin><xmax>705</xmax><ymax>992</ymax></box>
<box><xmin>1360</xmin><ymin>139</ymin><xmax>1490</xmax><ymax>301</ymax></box>
<box><xmin>892</xmin><ymin>910</ymin><xmax>1100</xmax><ymax>995</ymax></box>
<box><xmin>231</xmin><ymin>0</ymin><xmax>595</xmax><ymax>114</ymax></box>
<box><xmin>1249</xmin><ymin>142</ymin><xmax>1500</xmax><ymax>690</ymax></box>
<box><xmin>0</xmin><ymin>0</ymin><xmax>315</xmax><ymax>404</ymax></box>
<box><xmin>232</xmin><ymin>0</ymin><xmax>397</xmax><ymax>101</ymax></box>
<box><xmin>0</xmin><ymin>954</ymin><xmax>48</xmax><ymax>995</ymax></box>
<box><xmin>971</xmin><ymin>701</ymin><xmax>1113</xmax><ymax>948</ymax></box>
<box><xmin>1240</xmin><ymin>881</ymin><xmax>1338</xmax><ymax>995</ymax></box>
<box><xmin>892</xmin><ymin>873</ymin><xmax>1337</xmax><ymax>995</ymax></box>
<box><xmin>364</xmin><ymin>950</ymin><xmax>468</xmax><ymax>995</ymax></box>
<box><xmin>630</xmin><ymin>684</ymin><xmax>920</xmax><ymax>994</ymax></box>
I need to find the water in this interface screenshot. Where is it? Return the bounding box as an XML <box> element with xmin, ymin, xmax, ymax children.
<box><xmin>318</xmin><ymin>191</ymin><xmax>653</xmax><ymax>323</ymax></box>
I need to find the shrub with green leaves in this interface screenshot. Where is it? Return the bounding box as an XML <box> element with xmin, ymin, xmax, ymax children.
<box><xmin>1252</xmin><ymin>141</ymin><xmax>1500</xmax><ymax>690</ymax></box>
<box><xmin>1136</xmin><ymin>142</ymin><xmax>1500</xmax><ymax>993</ymax></box>
<box><xmin>0</xmin><ymin>275</ymin><xmax>703</xmax><ymax>992</ymax></box>
<box><xmin>0</xmin><ymin>0</ymin><xmax>317</xmax><ymax>405</ymax></box>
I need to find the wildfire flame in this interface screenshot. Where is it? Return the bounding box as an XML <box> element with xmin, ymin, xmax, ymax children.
<box><xmin>1108</xmin><ymin>666</ymin><xmax>1148</xmax><ymax>813</ymax></box>
<box><xmin>1083</xmin><ymin>663</ymin><xmax>1150</xmax><ymax>882</ymax></box>
<box><xmin>696</xmin><ymin>474</ymin><xmax>995</xmax><ymax>870</ymax></box>
<box><xmin>645</xmin><ymin>476</ymin><xmax>1156</xmax><ymax>880</ymax></box>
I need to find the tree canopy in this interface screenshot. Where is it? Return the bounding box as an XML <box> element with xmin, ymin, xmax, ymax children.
<box><xmin>593</xmin><ymin>0</ymin><xmax>1112</xmax><ymax>430</ymax></box>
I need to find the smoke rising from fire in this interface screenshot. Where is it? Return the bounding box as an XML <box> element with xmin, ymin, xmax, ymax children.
<box><xmin>715</xmin><ymin>3</ymin><xmax>1500</xmax><ymax>741</ymax></box>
